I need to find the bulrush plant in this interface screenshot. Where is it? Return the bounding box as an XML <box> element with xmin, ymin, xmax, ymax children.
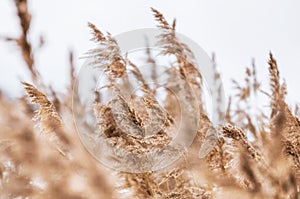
<box><xmin>1</xmin><ymin>1</ymin><xmax>300</xmax><ymax>198</ymax></box>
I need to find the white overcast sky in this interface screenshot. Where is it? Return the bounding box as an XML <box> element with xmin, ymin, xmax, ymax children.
<box><xmin>0</xmin><ymin>0</ymin><xmax>300</xmax><ymax>105</ymax></box>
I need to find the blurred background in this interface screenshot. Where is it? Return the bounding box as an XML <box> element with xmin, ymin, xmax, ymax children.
<box><xmin>0</xmin><ymin>0</ymin><xmax>299</xmax><ymax>105</ymax></box>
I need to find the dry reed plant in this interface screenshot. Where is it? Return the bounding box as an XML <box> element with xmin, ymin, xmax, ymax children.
<box><xmin>1</xmin><ymin>1</ymin><xmax>300</xmax><ymax>198</ymax></box>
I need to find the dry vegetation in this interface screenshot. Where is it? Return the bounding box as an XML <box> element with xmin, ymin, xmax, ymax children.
<box><xmin>1</xmin><ymin>1</ymin><xmax>300</xmax><ymax>198</ymax></box>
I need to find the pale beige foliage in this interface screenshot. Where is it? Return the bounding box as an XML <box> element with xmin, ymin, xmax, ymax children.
<box><xmin>1</xmin><ymin>3</ymin><xmax>300</xmax><ymax>199</ymax></box>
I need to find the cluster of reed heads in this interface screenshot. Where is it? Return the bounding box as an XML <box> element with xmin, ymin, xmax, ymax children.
<box><xmin>1</xmin><ymin>0</ymin><xmax>300</xmax><ymax>198</ymax></box>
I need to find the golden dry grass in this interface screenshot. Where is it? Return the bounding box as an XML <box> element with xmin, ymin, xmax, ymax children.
<box><xmin>1</xmin><ymin>1</ymin><xmax>300</xmax><ymax>198</ymax></box>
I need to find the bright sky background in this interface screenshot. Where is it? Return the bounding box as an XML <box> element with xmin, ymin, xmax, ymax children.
<box><xmin>0</xmin><ymin>0</ymin><xmax>300</xmax><ymax>106</ymax></box>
